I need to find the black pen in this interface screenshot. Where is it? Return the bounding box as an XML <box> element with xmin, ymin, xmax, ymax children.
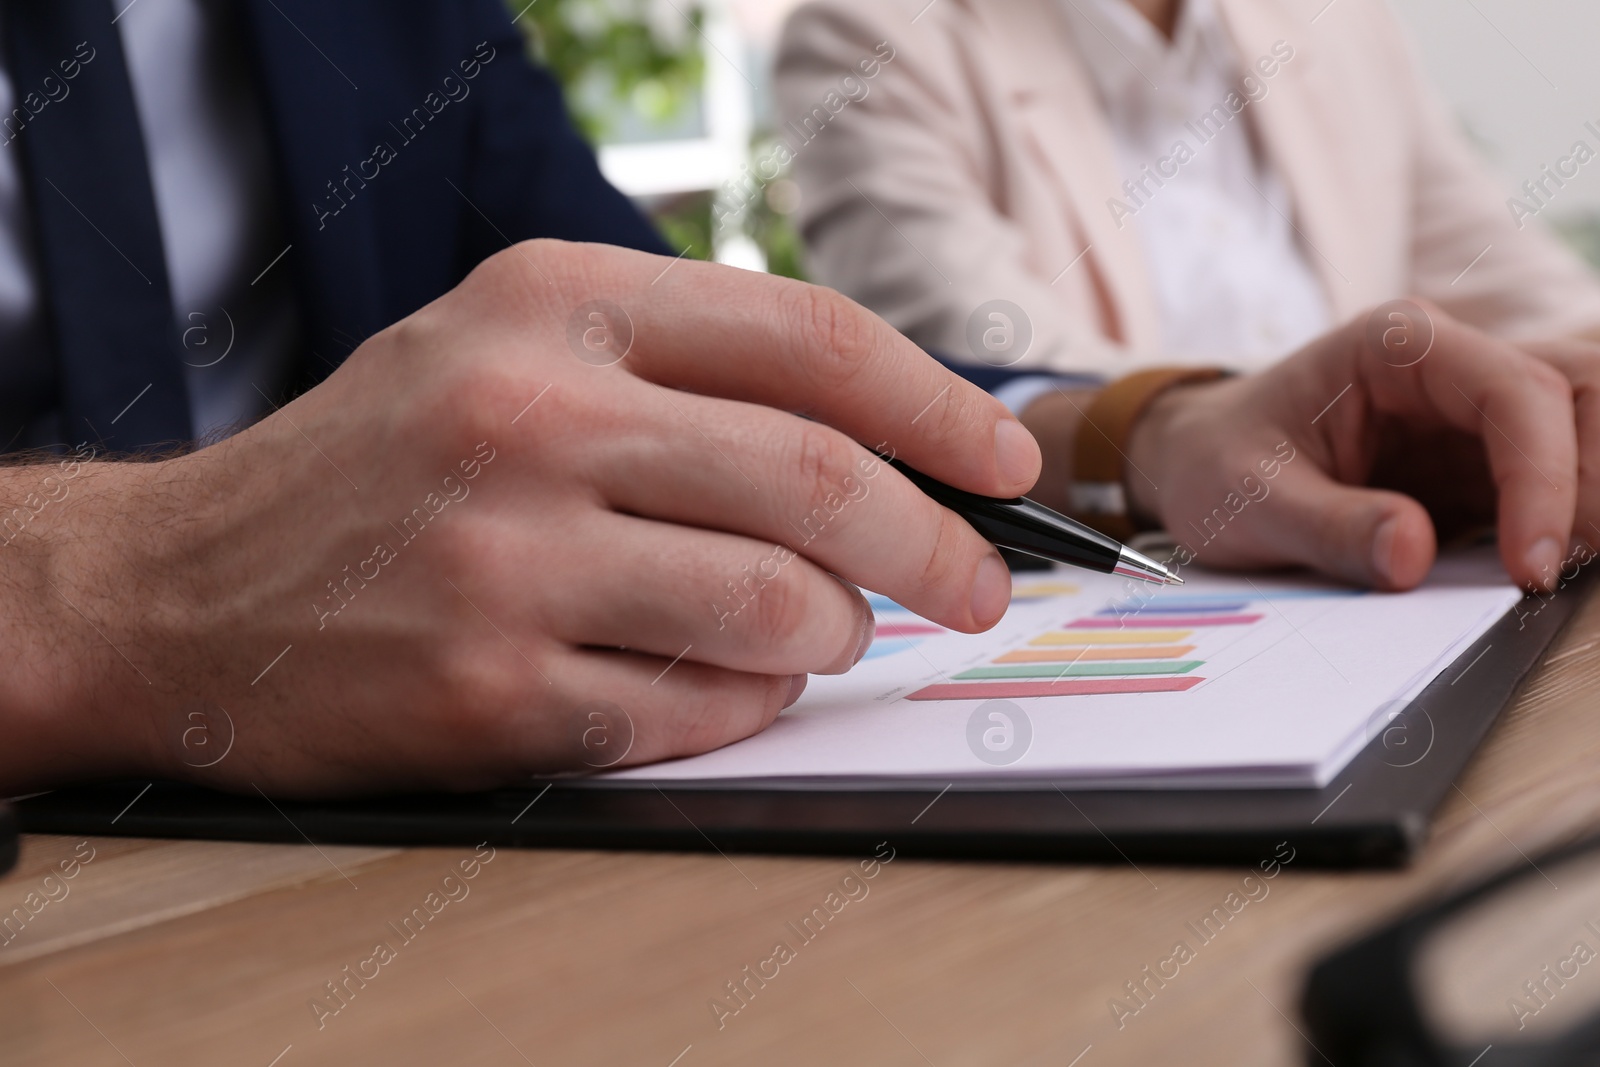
<box><xmin>888</xmin><ymin>459</ymin><xmax>1182</xmax><ymax>585</ymax></box>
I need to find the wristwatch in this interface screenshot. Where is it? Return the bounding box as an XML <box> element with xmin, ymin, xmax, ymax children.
<box><xmin>1069</xmin><ymin>367</ymin><xmax>1227</xmax><ymax>540</ymax></box>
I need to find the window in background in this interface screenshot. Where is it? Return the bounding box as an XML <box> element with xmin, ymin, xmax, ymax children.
<box><xmin>507</xmin><ymin>0</ymin><xmax>806</xmax><ymax>277</ymax></box>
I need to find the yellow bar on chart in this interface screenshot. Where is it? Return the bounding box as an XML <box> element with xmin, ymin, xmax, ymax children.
<box><xmin>1010</xmin><ymin>580</ymin><xmax>1082</xmax><ymax>599</ymax></box>
<box><xmin>1030</xmin><ymin>630</ymin><xmax>1193</xmax><ymax>646</ymax></box>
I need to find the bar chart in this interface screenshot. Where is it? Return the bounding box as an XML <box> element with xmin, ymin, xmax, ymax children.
<box><xmin>905</xmin><ymin>590</ymin><xmax>1354</xmax><ymax>701</ymax></box>
<box><xmin>859</xmin><ymin>580</ymin><xmax>1083</xmax><ymax>661</ymax></box>
<box><xmin>860</xmin><ymin>593</ymin><xmax>944</xmax><ymax>661</ymax></box>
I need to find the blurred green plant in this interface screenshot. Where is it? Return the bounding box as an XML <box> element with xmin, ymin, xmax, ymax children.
<box><xmin>1554</xmin><ymin>214</ymin><xmax>1600</xmax><ymax>271</ymax></box>
<box><xmin>506</xmin><ymin>0</ymin><xmax>705</xmax><ymax>143</ymax></box>
<box><xmin>743</xmin><ymin>171</ymin><xmax>806</xmax><ymax>280</ymax></box>
<box><xmin>656</xmin><ymin>191</ymin><xmax>713</xmax><ymax>261</ymax></box>
<box><xmin>501</xmin><ymin>0</ymin><xmax>807</xmax><ymax>278</ymax></box>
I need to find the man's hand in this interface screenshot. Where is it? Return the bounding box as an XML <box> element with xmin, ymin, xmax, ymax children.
<box><xmin>1126</xmin><ymin>300</ymin><xmax>1581</xmax><ymax>592</ymax></box>
<box><xmin>2</xmin><ymin>240</ymin><xmax>1041</xmax><ymax>795</ymax></box>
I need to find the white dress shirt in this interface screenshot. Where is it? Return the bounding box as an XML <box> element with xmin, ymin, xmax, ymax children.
<box><xmin>0</xmin><ymin>0</ymin><xmax>296</xmax><ymax>447</ymax></box>
<box><xmin>998</xmin><ymin>0</ymin><xmax>1331</xmax><ymax>411</ymax></box>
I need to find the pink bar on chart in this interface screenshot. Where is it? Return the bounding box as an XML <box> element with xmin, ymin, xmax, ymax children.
<box><xmin>906</xmin><ymin>676</ymin><xmax>1203</xmax><ymax>700</ymax></box>
<box><xmin>1064</xmin><ymin>615</ymin><xmax>1262</xmax><ymax>629</ymax></box>
<box><xmin>874</xmin><ymin>622</ymin><xmax>944</xmax><ymax>638</ymax></box>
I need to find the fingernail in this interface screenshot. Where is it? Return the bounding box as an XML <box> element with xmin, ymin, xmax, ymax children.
<box><xmin>1526</xmin><ymin>536</ymin><xmax>1563</xmax><ymax>588</ymax></box>
<box><xmin>970</xmin><ymin>554</ymin><xmax>1012</xmax><ymax>626</ymax></box>
<box><xmin>852</xmin><ymin>612</ymin><xmax>877</xmax><ymax>664</ymax></box>
<box><xmin>994</xmin><ymin>419</ymin><xmax>1041</xmax><ymax>489</ymax></box>
<box><xmin>1371</xmin><ymin>515</ymin><xmax>1399</xmax><ymax>585</ymax></box>
<box><xmin>783</xmin><ymin>674</ymin><xmax>809</xmax><ymax>708</ymax></box>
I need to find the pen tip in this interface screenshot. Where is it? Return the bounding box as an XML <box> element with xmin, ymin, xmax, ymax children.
<box><xmin>1113</xmin><ymin>545</ymin><xmax>1180</xmax><ymax>586</ymax></box>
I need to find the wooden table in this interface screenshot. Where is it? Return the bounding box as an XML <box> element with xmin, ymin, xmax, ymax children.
<box><xmin>5</xmin><ymin>591</ymin><xmax>1600</xmax><ymax>1067</ymax></box>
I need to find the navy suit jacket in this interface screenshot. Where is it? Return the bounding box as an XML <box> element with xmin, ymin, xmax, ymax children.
<box><xmin>238</xmin><ymin>0</ymin><xmax>669</xmax><ymax>389</ymax></box>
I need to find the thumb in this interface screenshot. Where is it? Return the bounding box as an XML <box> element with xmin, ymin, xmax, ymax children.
<box><xmin>1246</xmin><ymin>465</ymin><xmax>1437</xmax><ymax>590</ymax></box>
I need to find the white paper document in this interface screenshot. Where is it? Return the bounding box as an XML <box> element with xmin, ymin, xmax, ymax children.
<box><xmin>604</xmin><ymin>551</ymin><xmax>1523</xmax><ymax>789</ymax></box>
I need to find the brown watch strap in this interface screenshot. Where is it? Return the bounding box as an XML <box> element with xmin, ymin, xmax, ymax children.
<box><xmin>1070</xmin><ymin>367</ymin><xmax>1227</xmax><ymax>539</ymax></box>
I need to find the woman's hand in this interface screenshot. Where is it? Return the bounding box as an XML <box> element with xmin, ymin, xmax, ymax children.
<box><xmin>1127</xmin><ymin>300</ymin><xmax>1580</xmax><ymax>592</ymax></box>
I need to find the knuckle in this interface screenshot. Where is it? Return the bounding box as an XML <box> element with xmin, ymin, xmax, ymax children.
<box><xmin>662</xmin><ymin>675</ymin><xmax>776</xmax><ymax>757</ymax></box>
<box><xmin>437</xmin><ymin>397</ymin><xmax>507</xmax><ymax>466</ymax></box>
<box><xmin>485</xmin><ymin>238</ymin><xmax>559</xmax><ymax>288</ymax></box>
<box><xmin>665</xmin><ymin>692</ymin><xmax>734</xmax><ymax>756</ymax></box>
<box><xmin>491</xmin><ymin>239</ymin><xmax>632</xmax><ymax>314</ymax></box>
<box><xmin>741</xmin><ymin>565</ymin><xmax>811</xmax><ymax>651</ymax></box>
<box><xmin>916</xmin><ymin>510</ymin><xmax>969</xmax><ymax>604</ymax></box>
<box><xmin>789</xmin><ymin>422</ymin><xmax>860</xmax><ymax>518</ymax></box>
<box><xmin>924</xmin><ymin>378</ymin><xmax>978</xmax><ymax>449</ymax></box>
<box><xmin>424</xmin><ymin>362</ymin><xmax>542</xmax><ymax>459</ymax></box>
<box><xmin>416</xmin><ymin>511</ymin><xmax>499</xmax><ymax>580</ymax></box>
<box><xmin>1526</xmin><ymin>356</ymin><xmax>1573</xmax><ymax>401</ymax></box>
<box><xmin>379</xmin><ymin>306</ymin><xmax>430</xmax><ymax>356</ymax></box>
<box><xmin>788</xmin><ymin>284</ymin><xmax>878</xmax><ymax>392</ymax></box>
<box><xmin>458</xmin><ymin>243</ymin><xmax>546</xmax><ymax>316</ymax></box>
<box><xmin>371</xmin><ymin>301</ymin><xmax>450</xmax><ymax>379</ymax></box>
<box><xmin>430</xmin><ymin>642</ymin><xmax>533</xmax><ymax>749</ymax></box>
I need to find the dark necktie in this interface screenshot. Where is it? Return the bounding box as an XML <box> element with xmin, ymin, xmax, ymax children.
<box><xmin>4</xmin><ymin>0</ymin><xmax>191</xmax><ymax>451</ymax></box>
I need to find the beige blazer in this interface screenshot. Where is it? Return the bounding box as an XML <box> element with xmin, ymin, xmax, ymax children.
<box><xmin>774</xmin><ymin>0</ymin><xmax>1600</xmax><ymax>375</ymax></box>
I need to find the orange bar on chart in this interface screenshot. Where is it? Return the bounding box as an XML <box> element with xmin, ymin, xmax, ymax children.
<box><xmin>995</xmin><ymin>645</ymin><xmax>1196</xmax><ymax>663</ymax></box>
<box><xmin>1066</xmin><ymin>614</ymin><xmax>1262</xmax><ymax>629</ymax></box>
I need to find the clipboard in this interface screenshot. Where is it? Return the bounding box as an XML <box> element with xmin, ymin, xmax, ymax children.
<box><xmin>0</xmin><ymin>803</ymin><xmax>14</xmax><ymax>876</ymax></box>
<box><xmin>11</xmin><ymin>580</ymin><xmax>1584</xmax><ymax>869</ymax></box>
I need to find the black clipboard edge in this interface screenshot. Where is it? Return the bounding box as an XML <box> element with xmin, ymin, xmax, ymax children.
<box><xmin>12</xmin><ymin>577</ymin><xmax>1586</xmax><ymax>870</ymax></box>
<box><xmin>0</xmin><ymin>803</ymin><xmax>14</xmax><ymax>876</ymax></box>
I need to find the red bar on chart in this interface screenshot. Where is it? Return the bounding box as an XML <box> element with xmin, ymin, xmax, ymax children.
<box><xmin>906</xmin><ymin>677</ymin><xmax>1203</xmax><ymax>700</ymax></box>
